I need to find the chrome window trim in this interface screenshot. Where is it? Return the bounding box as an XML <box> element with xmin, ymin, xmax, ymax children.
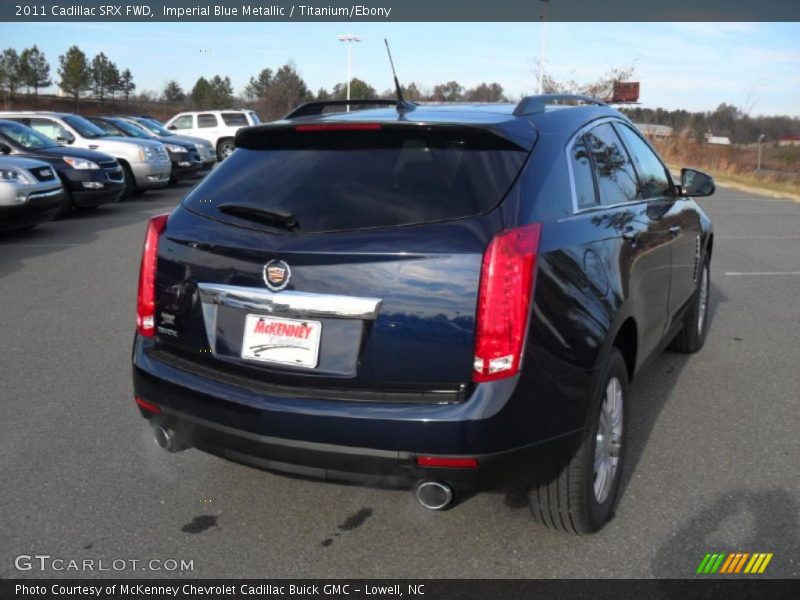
<box><xmin>565</xmin><ymin>117</ymin><xmax>679</xmax><ymax>217</ymax></box>
<box><xmin>197</xmin><ymin>283</ymin><xmax>382</xmax><ymax>320</ymax></box>
<box><xmin>565</xmin><ymin>116</ymin><xmax>620</xmax><ymax>215</ymax></box>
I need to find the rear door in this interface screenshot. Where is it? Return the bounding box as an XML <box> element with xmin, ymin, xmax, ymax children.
<box><xmin>615</xmin><ymin>123</ymin><xmax>702</xmax><ymax>318</ymax></box>
<box><xmin>583</xmin><ymin>121</ymin><xmax>673</xmax><ymax>359</ymax></box>
<box><xmin>153</xmin><ymin>122</ymin><xmax>532</xmax><ymax>393</ymax></box>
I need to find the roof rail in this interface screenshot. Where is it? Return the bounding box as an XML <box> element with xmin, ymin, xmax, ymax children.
<box><xmin>284</xmin><ymin>99</ymin><xmax>406</xmax><ymax>119</ymax></box>
<box><xmin>513</xmin><ymin>94</ymin><xmax>606</xmax><ymax>116</ymax></box>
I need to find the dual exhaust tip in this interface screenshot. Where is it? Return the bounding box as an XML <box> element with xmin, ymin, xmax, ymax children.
<box><xmin>153</xmin><ymin>425</ymin><xmax>455</xmax><ymax>510</ymax></box>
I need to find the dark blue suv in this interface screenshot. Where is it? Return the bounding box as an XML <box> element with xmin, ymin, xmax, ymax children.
<box><xmin>132</xmin><ymin>96</ymin><xmax>714</xmax><ymax>533</ymax></box>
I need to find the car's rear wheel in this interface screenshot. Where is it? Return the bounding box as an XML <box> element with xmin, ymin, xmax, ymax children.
<box><xmin>669</xmin><ymin>253</ymin><xmax>710</xmax><ymax>353</ymax></box>
<box><xmin>528</xmin><ymin>348</ymin><xmax>629</xmax><ymax>534</ymax></box>
<box><xmin>217</xmin><ymin>139</ymin><xmax>235</xmax><ymax>160</ymax></box>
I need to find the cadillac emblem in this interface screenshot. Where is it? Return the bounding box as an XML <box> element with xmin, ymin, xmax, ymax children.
<box><xmin>263</xmin><ymin>259</ymin><xmax>291</xmax><ymax>291</ymax></box>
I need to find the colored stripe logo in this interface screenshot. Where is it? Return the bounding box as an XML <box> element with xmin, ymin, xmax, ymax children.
<box><xmin>696</xmin><ymin>552</ymin><xmax>773</xmax><ymax>574</ymax></box>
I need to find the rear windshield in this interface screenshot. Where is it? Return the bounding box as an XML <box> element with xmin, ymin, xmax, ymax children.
<box><xmin>183</xmin><ymin>125</ymin><xmax>528</xmax><ymax>234</ymax></box>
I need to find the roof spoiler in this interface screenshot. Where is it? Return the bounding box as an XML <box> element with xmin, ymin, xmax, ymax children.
<box><xmin>284</xmin><ymin>99</ymin><xmax>413</xmax><ymax>120</ymax></box>
<box><xmin>513</xmin><ymin>94</ymin><xmax>606</xmax><ymax>116</ymax></box>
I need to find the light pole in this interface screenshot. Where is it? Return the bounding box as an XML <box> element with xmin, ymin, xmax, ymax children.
<box><xmin>538</xmin><ymin>0</ymin><xmax>551</xmax><ymax>95</ymax></box>
<box><xmin>338</xmin><ymin>34</ymin><xmax>362</xmax><ymax>111</ymax></box>
<box><xmin>757</xmin><ymin>133</ymin><xmax>766</xmax><ymax>171</ymax></box>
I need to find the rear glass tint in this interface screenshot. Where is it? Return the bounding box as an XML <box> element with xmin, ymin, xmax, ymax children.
<box><xmin>183</xmin><ymin>126</ymin><xmax>529</xmax><ymax>234</ymax></box>
<box><xmin>221</xmin><ymin>112</ymin><xmax>249</xmax><ymax>126</ymax></box>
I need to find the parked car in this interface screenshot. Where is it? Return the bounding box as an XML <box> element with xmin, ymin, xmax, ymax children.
<box><xmin>117</xmin><ymin>116</ymin><xmax>217</xmax><ymax>170</ymax></box>
<box><xmin>163</xmin><ymin>109</ymin><xmax>260</xmax><ymax>160</ymax></box>
<box><xmin>132</xmin><ymin>96</ymin><xmax>714</xmax><ymax>534</ymax></box>
<box><xmin>0</xmin><ymin>119</ymin><xmax>124</xmax><ymax>217</ymax></box>
<box><xmin>0</xmin><ymin>155</ymin><xmax>65</xmax><ymax>231</ymax></box>
<box><xmin>0</xmin><ymin>112</ymin><xmax>171</xmax><ymax>199</ymax></box>
<box><xmin>86</xmin><ymin>116</ymin><xmax>202</xmax><ymax>182</ymax></box>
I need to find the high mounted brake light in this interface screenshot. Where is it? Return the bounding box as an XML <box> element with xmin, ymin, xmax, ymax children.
<box><xmin>136</xmin><ymin>213</ymin><xmax>169</xmax><ymax>337</ymax></box>
<box><xmin>294</xmin><ymin>123</ymin><xmax>382</xmax><ymax>132</ymax></box>
<box><xmin>473</xmin><ymin>223</ymin><xmax>541</xmax><ymax>382</ymax></box>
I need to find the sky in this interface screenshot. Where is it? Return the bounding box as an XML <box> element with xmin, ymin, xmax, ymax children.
<box><xmin>2</xmin><ymin>21</ymin><xmax>799</xmax><ymax>116</ymax></box>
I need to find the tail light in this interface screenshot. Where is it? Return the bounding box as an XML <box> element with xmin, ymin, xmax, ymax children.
<box><xmin>473</xmin><ymin>223</ymin><xmax>541</xmax><ymax>382</ymax></box>
<box><xmin>136</xmin><ymin>213</ymin><xmax>169</xmax><ymax>337</ymax></box>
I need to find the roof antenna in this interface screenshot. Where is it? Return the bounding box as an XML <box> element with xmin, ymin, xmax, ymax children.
<box><xmin>384</xmin><ymin>39</ymin><xmax>415</xmax><ymax>114</ymax></box>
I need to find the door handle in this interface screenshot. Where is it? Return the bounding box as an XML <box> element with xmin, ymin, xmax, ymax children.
<box><xmin>669</xmin><ymin>226</ymin><xmax>681</xmax><ymax>237</ymax></box>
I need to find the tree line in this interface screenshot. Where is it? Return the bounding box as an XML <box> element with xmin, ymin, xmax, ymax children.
<box><xmin>155</xmin><ymin>64</ymin><xmax>510</xmax><ymax>120</ymax></box>
<box><xmin>2</xmin><ymin>46</ymin><xmax>797</xmax><ymax>142</ymax></box>
<box><xmin>622</xmin><ymin>104</ymin><xmax>800</xmax><ymax>144</ymax></box>
<box><xmin>0</xmin><ymin>44</ymin><xmax>136</xmax><ymax>110</ymax></box>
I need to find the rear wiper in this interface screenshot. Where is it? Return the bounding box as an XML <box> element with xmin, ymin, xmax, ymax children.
<box><xmin>217</xmin><ymin>202</ymin><xmax>299</xmax><ymax>231</ymax></box>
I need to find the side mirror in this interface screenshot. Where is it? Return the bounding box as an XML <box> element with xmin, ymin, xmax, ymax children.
<box><xmin>681</xmin><ymin>168</ymin><xmax>715</xmax><ymax>197</ymax></box>
<box><xmin>56</xmin><ymin>133</ymin><xmax>75</xmax><ymax>145</ymax></box>
<box><xmin>166</xmin><ymin>124</ymin><xmax>177</xmax><ymax>131</ymax></box>
<box><xmin>0</xmin><ymin>142</ymin><xmax>11</xmax><ymax>155</ymax></box>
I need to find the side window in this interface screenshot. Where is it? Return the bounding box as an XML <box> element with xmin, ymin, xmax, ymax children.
<box><xmin>571</xmin><ymin>136</ymin><xmax>598</xmax><ymax>209</ymax></box>
<box><xmin>221</xmin><ymin>112</ymin><xmax>248</xmax><ymax>126</ymax></box>
<box><xmin>584</xmin><ymin>123</ymin><xmax>640</xmax><ymax>205</ymax></box>
<box><xmin>197</xmin><ymin>114</ymin><xmax>218</xmax><ymax>128</ymax></box>
<box><xmin>615</xmin><ymin>124</ymin><xmax>672</xmax><ymax>199</ymax></box>
<box><xmin>29</xmin><ymin>118</ymin><xmax>67</xmax><ymax>140</ymax></box>
<box><xmin>171</xmin><ymin>115</ymin><xmax>193</xmax><ymax>130</ymax></box>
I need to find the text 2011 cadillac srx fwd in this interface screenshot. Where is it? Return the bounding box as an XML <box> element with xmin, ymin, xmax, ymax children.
<box><xmin>132</xmin><ymin>96</ymin><xmax>714</xmax><ymax>533</ymax></box>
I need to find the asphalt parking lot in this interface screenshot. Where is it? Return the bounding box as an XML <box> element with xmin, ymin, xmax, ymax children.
<box><xmin>1</xmin><ymin>182</ymin><xmax>798</xmax><ymax>579</ymax></box>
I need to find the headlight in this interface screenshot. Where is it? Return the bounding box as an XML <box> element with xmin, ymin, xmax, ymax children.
<box><xmin>0</xmin><ymin>167</ymin><xmax>33</xmax><ymax>185</ymax></box>
<box><xmin>138</xmin><ymin>146</ymin><xmax>156</xmax><ymax>162</ymax></box>
<box><xmin>164</xmin><ymin>144</ymin><xmax>185</xmax><ymax>153</ymax></box>
<box><xmin>63</xmin><ymin>156</ymin><xmax>100</xmax><ymax>170</ymax></box>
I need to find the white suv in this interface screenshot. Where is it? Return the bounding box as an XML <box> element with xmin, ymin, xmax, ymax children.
<box><xmin>164</xmin><ymin>110</ymin><xmax>260</xmax><ymax>160</ymax></box>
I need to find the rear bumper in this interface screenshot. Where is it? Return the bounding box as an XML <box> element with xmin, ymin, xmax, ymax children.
<box><xmin>132</xmin><ymin>336</ymin><xmax>586</xmax><ymax>490</ymax></box>
<box><xmin>138</xmin><ymin>402</ymin><xmax>580</xmax><ymax>490</ymax></box>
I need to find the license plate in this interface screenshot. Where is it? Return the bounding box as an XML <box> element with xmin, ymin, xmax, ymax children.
<box><xmin>241</xmin><ymin>314</ymin><xmax>321</xmax><ymax>368</ymax></box>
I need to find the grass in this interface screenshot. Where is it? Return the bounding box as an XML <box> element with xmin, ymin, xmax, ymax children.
<box><xmin>653</xmin><ymin>139</ymin><xmax>800</xmax><ymax>200</ymax></box>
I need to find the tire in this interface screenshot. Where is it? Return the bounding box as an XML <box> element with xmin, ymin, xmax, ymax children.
<box><xmin>669</xmin><ymin>254</ymin><xmax>710</xmax><ymax>353</ymax></box>
<box><xmin>217</xmin><ymin>139</ymin><xmax>235</xmax><ymax>161</ymax></box>
<box><xmin>53</xmin><ymin>187</ymin><xmax>73</xmax><ymax>219</ymax></box>
<box><xmin>120</xmin><ymin>163</ymin><xmax>135</xmax><ymax>200</ymax></box>
<box><xmin>528</xmin><ymin>348</ymin><xmax>629</xmax><ymax>534</ymax></box>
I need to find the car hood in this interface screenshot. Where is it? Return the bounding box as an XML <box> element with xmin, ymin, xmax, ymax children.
<box><xmin>162</xmin><ymin>133</ymin><xmax>212</xmax><ymax>148</ymax></box>
<box><xmin>0</xmin><ymin>155</ymin><xmax>51</xmax><ymax>170</ymax></box>
<box><xmin>19</xmin><ymin>146</ymin><xmax>116</xmax><ymax>163</ymax></box>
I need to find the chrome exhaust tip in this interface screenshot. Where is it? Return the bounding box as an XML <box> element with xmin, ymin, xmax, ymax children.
<box><xmin>414</xmin><ymin>481</ymin><xmax>454</xmax><ymax>511</ymax></box>
<box><xmin>153</xmin><ymin>425</ymin><xmax>183</xmax><ymax>452</ymax></box>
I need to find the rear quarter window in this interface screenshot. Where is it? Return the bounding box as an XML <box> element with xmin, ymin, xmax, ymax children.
<box><xmin>221</xmin><ymin>112</ymin><xmax>249</xmax><ymax>126</ymax></box>
<box><xmin>570</xmin><ymin>137</ymin><xmax>598</xmax><ymax>209</ymax></box>
<box><xmin>183</xmin><ymin>126</ymin><xmax>530</xmax><ymax>234</ymax></box>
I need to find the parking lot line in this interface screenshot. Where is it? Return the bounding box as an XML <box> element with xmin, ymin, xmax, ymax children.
<box><xmin>724</xmin><ymin>271</ymin><xmax>800</xmax><ymax>276</ymax></box>
<box><xmin>718</xmin><ymin>235</ymin><xmax>800</xmax><ymax>239</ymax></box>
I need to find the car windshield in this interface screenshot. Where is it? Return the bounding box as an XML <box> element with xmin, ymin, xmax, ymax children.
<box><xmin>89</xmin><ymin>118</ymin><xmax>126</xmax><ymax>136</ymax></box>
<box><xmin>62</xmin><ymin>115</ymin><xmax>109</xmax><ymax>139</ymax></box>
<box><xmin>137</xmin><ymin>118</ymin><xmax>173</xmax><ymax>137</ymax></box>
<box><xmin>108</xmin><ymin>118</ymin><xmax>152</xmax><ymax>139</ymax></box>
<box><xmin>0</xmin><ymin>120</ymin><xmax>58</xmax><ymax>150</ymax></box>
